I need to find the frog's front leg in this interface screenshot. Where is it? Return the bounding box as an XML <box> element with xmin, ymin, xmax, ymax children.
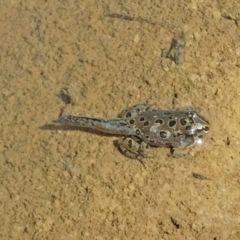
<box><xmin>119</xmin><ymin>103</ymin><xmax>152</xmax><ymax>118</ymax></box>
<box><xmin>117</xmin><ymin>136</ymin><xmax>150</xmax><ymax>164</ymax></box>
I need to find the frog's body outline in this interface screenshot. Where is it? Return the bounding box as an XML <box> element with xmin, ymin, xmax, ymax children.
<box><xmin>54</xmin><ymin>103</ymin><xmax>209</xmax><ymax>162</ymax></box>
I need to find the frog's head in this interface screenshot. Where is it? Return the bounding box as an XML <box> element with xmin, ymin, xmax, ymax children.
<box><xmin>182</xmin><ymin>112</ymin><xmax>209</xmax><ymax>146</ymax></box>
<box><xmin>191</xmin><ymin>113</ymin><xmax>209</xmax><ymax>145</ymax></box>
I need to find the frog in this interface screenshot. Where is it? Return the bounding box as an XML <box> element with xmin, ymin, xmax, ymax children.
<box><xmin>53</xmin><ymin>103</ymin><xmax>209</xmax><ymax>163</ymax></box>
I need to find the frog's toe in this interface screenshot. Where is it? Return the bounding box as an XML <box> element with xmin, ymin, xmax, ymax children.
<box><xmin>117</xmin><ymin>136</ymin><xmax>149</xmax><ymax>161</ymax></box>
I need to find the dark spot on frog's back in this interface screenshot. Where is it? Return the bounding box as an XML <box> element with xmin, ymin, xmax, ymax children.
<box><xmin>189</xmin><ymin>118</ymin><xmax>194</xmax><ymax>124</ymax></box>
<box><xmin>155</xmin><ymin>119</ymin><xmax>164</xmax><ymax>124</ymax></box>
<box><xmin>180</xmin><ymin>118</ymin><xmax>187</xmax><ymax>126</ymax></box>
<box><xmin>139</xmin><ymin>117</ymin><xmax>145</xmax><ymax>121</ymax></box>
<box><xmin>129</xmin><ymin>119</ymin><xmax>135</xmax><ymax>124</ymax></box>
<box><xmin>143</xmin><ymin>121</ymin><xmax>149</xmax><ymax>126</ymax></box>
<box><xmin>126</xmin><ymin>112</ymin><xmax>131</xmax><ymax>118</ymax></box>
<box><xmin>168</xmin><ymin>120</ymin><xmax>176</xmax><ymax>127</ymax></box>
<box><xmin>173</xmin><ymin>131</ymin><xmax>182</xmax><ymax>137</ymax></box>
<box><xmin>135</xmin><ymin>129</ymin><xmax>141</xmax><ymax>135</ymax></box>
<box><xmin>160</xmin><ymin>131</ymin><xmax>169</xmax><ymax>139</ymax></box>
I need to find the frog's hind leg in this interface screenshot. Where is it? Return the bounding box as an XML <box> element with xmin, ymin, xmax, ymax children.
<box><xmin>119</xmin><ymin>103</ymin><xmax>152</xmax><ymax>119</ymax></box>
<box><xmin>117</xmin><ymin>136</ymin><xmax>150</xmax><ymax>165</ymax></box>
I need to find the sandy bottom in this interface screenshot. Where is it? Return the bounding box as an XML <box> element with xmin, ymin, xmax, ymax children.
<box><xmin>1</xmin><ymin>0</ymin><xmax>240</xmax><ymax>239</ymax></box>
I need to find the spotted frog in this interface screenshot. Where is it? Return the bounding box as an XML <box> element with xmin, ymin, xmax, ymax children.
<box><xmin>54</xmin><ymin>103</ymin><xmax>209</xmax><ymax>162</ymax></box>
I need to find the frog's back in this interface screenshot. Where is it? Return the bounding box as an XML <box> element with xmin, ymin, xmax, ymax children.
<box><xmin>127</xmin><ymin>109</ymin><xmax>209</xmax><ymax>148</ymax></box>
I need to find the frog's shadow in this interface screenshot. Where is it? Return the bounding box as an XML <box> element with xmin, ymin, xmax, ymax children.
<box><xmin>41</xmin><ymin>124</ymin><xmax>172</xmax><ymax>160</ymax></box>
<box><xmin>40</xmin><ymin>123</ymin><xmax>123</xmax><ymax>152</ymax></box>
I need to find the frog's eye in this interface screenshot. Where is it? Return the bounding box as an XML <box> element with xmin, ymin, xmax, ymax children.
<box><xmin>203</xmin><ymin>126</ymin><xmax>209</xmax><ymax>132</ymax></box>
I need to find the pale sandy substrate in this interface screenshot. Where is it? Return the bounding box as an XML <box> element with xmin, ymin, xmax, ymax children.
<box><xmin>0</xmin><ymin>0</ymin><xmax>240</xmax><ymax>239</ymax></box>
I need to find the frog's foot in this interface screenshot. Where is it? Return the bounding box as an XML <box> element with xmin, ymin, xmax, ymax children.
<box><xmin>170</xmin><ymin>148</ymin><xmax>187</xmax><ymax>158</ymax></box>
<box><xmin>117</xmin><ymin>136</ymin><xmax>150</xmax><ymax>165</ymax></box>
<box><xmin>119</xmin><ymin>103</ymin><xmax>153</xmax><ymax>119</ymax></box>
